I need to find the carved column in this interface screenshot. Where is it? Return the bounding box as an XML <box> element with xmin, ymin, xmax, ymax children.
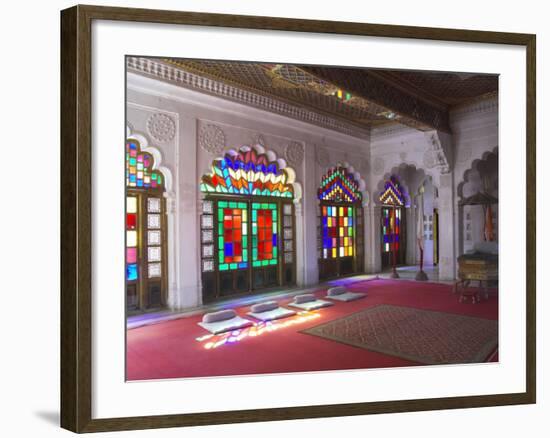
<box><xmin>164</xmin><ymin>193</ymin><xmax>179</xmax><ymax>309</ymax></box>
<box><xmin>438</xmin><ymin>173</ymin><xmax>456</xmax><ymax>280</ymax></box>
<box><xmin>366</xmin><ymin>205</ymin><xmax>382</xmax><ymax>273</ymax></box>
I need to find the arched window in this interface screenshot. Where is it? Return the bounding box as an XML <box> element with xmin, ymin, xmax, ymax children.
<box><xmin>200</xmin><ymin>147</ymin><xmax>296</xmax><ymax>303</ymax></box>
<box><xmin>125</xmin><ymin>139</ymin><xmax>167</xmax><ymax>311</ymax></box>
<box><xmin>379</xmin><ymin>176</ymin><xmax>406</xmax><ymax>268</ymax></box>
<box><xmin>317</xmin><ymin>164</ymin><xmax>364</xmax><ymax>279</ymax></box>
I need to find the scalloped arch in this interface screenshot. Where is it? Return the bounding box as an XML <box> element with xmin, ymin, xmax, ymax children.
<box><xmin>202</xmin><ymin>144</ymin><xmax>302</xmax><ymax>202</ymax></box>
<box><xmin>126</xmin><ymin>126</ymin><xmax>173</xmax><ymax>193</ymax></box>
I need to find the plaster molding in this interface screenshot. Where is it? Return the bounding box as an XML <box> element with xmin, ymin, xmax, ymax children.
<box><xmin>424</xmin><ymin>131</ymin><xmax>452</xmax><ymax>174</ymax></box>
<box><xmin>315</xmin><ymin>145</ymin><xmax>330</xmax><ymax>168</ymax></box>
<box><xmin>127</xmin><ymin>57</ymin><xmax>370</xmax><ymax>140</ymax></box>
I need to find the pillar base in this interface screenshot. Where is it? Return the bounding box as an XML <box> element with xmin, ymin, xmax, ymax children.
<box><xmin>415</xmin><ymin>270</ymin><xmax>429</xmax><ymax>281</ymax></box>
<box><xmin>389</xmin><ymin>271</ymin><xmax>400</xmax><ymax>279</ymax></box>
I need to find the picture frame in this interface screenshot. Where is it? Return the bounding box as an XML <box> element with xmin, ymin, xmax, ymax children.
<box><xmin>60</xmin><ymin>4</ymin><xmax>536</xmax><ymax>433</ymax></box>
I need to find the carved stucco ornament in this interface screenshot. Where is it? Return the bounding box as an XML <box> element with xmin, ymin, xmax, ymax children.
<box><xmin>146</xmin><ymin>113</ymin><xmax>176</xmax><ymax>143</ymax></box>
<box><xmin>199</xmin><ymin>123</ymin><xmax>226</xmax><ymax>155</ymax></box>
<box><xmin>285</xmin><ymin>141</ymin><xmax>305</xmax><ymax>166</ymax></box>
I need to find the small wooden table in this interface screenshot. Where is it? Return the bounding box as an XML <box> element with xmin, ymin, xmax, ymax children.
<box><xmin>454</xmin><ymin>253</ymin><xmax>498</xmax><ymax>304</ymax></box>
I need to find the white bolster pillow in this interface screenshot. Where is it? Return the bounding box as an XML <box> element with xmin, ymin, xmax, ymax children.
<box><xmin>251</xmin><ymin>301</ymin><xmax>279</xmax><ymax>313</ymax></box>
<box><xmin>293</xmin><ymin>294</ymin><xmax>316</xmax><ymax>304</ymax></box>
<box><xmin>328</xmin><ymin>286</ymin><xmax>347</xmax><ymax>296</ymax></box>
<box><xmin>202</xmin><ymin>309</ymin><xmax>237</xmax><ymax>323</ymax></box>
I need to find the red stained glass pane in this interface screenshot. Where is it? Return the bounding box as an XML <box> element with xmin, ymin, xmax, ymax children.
<box><xmin>265</xmin><ymin>213</ymin><xmax>272</xmax><ymax>227</ymax></box>
<box><xmin>234</xmin><ymin>242</ymin><xmax>242</xmax><ymax>256</ymax></box>
<box><xmin>265</xmin><ymin>229</ymin><xmax>272</xmax><ymax>241</ymax></box>
<box><xmin>126</xmin><ymin>213</ymin><xmax>137</xmax><ymax>229</ymax></box>
<box><xmin>265</xmin><ymin>242</ymin><xmax>272</xmax><ymax>253</ymax></box>
<box><xmin>257</xmin><ymin>213</ymin><xmax>265</xmax><ymax>227</ymax></box>
<box><xmin>224</xmin><ymin>208</ymin><xmax>232</xmax><ymax>216</ymax></box>
<box><xmin>224</xmin><ymin>219</ymin><xmax>232</xmax><ymax>229</ymax></box>
<box><xmin>233</xmin><ymin>216</ymin><xmax>242</xmax><ymax>228</ymax></box>
<box><xmin>258</xmin><ymin>228</ymin><xmax>265</xmax><ymax>241</ymax></box>
<box><xmin>224</xmin><ymin>229</ymin><xmax>233</xmax><ymax>241</ymax></box>
<box><xmin>234</xmin><ymin>229</ymin><xmax>242</xmax><ymax>241</ymax></box>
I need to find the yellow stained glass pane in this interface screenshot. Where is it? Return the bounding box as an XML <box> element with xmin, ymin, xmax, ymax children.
<box><xmin>127</xmin><ymin>230</ymin><xmax>137</xmax><ymax>247</ymax></box>
<box><xmin>349</xmin><ymin>246</ymin><xmax>353</xmax><ymax>256</ymax></box>
<box><xmin>127</xmin><ymin>197</ymin><xmax>137</xmax><ymax>213</ymax></box>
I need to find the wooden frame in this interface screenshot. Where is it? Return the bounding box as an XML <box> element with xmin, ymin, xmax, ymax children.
<box><xmin>60</xmin><ymin>4</ymin><xmax>536</xmax><ymax>433</ymax></box>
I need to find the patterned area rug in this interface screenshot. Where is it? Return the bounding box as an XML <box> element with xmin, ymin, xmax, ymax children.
<box><xmin>302</xmin><ymin>305</ymin><xmax>498</xmax><ymax>365</ymax></box>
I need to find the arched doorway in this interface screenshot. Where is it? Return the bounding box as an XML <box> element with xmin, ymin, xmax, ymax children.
<box><xmin>379</xmin><ymin>176</ymin><xmax>407</xmax><ymax>269</ymax></box>
<box><xmin>199</xmin><ymin>146</ymin><xmax>297</xmax><ymax>303</ymax></box>
<box><xmin>318</xmin><ymin>164</ymin><xmax>364</xmax><ymax>280</ymax></box>
<box><xmin>125</xmin><ymin>138</ymin><xmax>168</xmax><ymax>312</ymax></box>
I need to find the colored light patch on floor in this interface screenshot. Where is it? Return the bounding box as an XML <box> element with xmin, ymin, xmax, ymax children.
<box><xmin>195</xmin><ymin>311</ymin><xmax>321</xmax><ymax>350</ymax></box>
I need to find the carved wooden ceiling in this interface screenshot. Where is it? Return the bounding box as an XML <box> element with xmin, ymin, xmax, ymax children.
<box><xmin>160</xmin><ymin>58</ymin><xmax>498</xmax><ymax>134</ymax></box>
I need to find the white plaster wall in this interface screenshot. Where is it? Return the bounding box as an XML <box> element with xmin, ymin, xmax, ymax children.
<box><xmin>126</xmin><ymin>72</ymin><xmax>370</xmax><ymax>309</ymax></box>
<box><xmin>369</xmin><ymin>97</ymin><xmax>499</xmax><ymax>279</ymax></box>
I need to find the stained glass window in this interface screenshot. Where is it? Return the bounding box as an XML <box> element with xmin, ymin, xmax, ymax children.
<box><xmin>126</xmin><ymin>140</ymin><xmax>164</xmax><ymax>189</ymax></box>
<box><xmin>252</xmin><ymin>202</ymin><xmax>278</xmax><ymax>267</ymax></box>
<box><xmin>379</xmin><ymin>176</ymin><xmax>405</xmax><ymax>254</ymax></box>
<box><xmin>379</xmin><ymin>176</ymin><xmax>405</xmax><ymax>206</ymax></box>
<box><xmin>125</xmin><ymin>138</ymin><xmax>167</xmax><ymax>311</ymax></box>
<box><xmin>126</xmin><ymin>195</ymin><xmax>139</xmax><ymax>281</ymax></box>
<box><xmin>321</xmin><ymin>205</ymin><xmax>354</xmax><ymax>259</ymax></box>
<box><xmin>318</xmin><ymin>165</ymin><xmax>362</xmax><ymax>203</ymax></box>
<box><xmin>200</xmin><ymin>148</ymin><xmax>294</xmax><ymax>198</ymax></box>
<box><xmin>382</xmin><ymin>207</ymin><xmax>401</xmax><ymax>253</ymax></box>
<box><xmin>217</xmin><ymin>201</ymin><xmax>248</xmax><ymax>271</ymax></box>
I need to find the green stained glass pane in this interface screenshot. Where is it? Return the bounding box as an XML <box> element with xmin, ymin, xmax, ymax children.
<box><xmin>218</xmin><ymin>251</ymin><xmax>224</xmax><ymax>264</ymax></box>
<box><xmin>269</xmin><ymin>259</ymin><xmax>277</xmax><ymax>265</ymax></box>
<box><xmin>253</xmin><ymin>248</ymin><xmax>258</xmax><ymax>260</ymax></box>
<box><xmin>238</xmin><ymin>202</ymin><xmax>247</xmax><ymax>209</ymax></box>
<box><xmin>218</xmin><ymin>236</ymin><xmax>224</xmax><ymax>248</ymax></box>
<box><xmin>261</xmin><ymin>203</ymin><xmax>268</xmax><ymax>209</ymax></box>
<box><xmin>219</xmin><ymin>264</ymin><xmax>229</xmax><ymax>271</ymax></box>
<box><xmin>218</xmin><ymin>209</ymin><xmax>224</xmax><ymax>221</ymax></box>
<box><xmin>252</xmin><ymin>236</ymin><xmax>257</xmax><ymax>246</ymax></box>
<box><xmin>253</xmin><ymin>261</ymin><xmax>261</xmax><ymax>267</ymax></box>
<box><xmin>252</xmin><ymin>203</ymin><xmax>259</xmax><ymax>209</ymax></box>
<box><xmin>243</xmin><ymin>250</ymin><xmax>248</xmax><ymax>261</ymax></box>
<box><xmin>273</xmin><ymin>224</ymin><xmax>277</xmax><ymax>233</ymax></box>
<box><xmin>242</xmin><ymin>236</ymin><xmax>248</xmax><ymax>246</ymax></box>
<box><xmin>229</xmin><ymin>202</ymin><xmax>237</xmax><ymax>208</ymax></box>
<box><xmin>252</xmin><ymin>224</ymin><xmax>257</xmax><ymax>235</ymax></box>
<box><xmin>270</xmin><ymin>203</ymin><xmax>276</xmax><ymax>210</ymax></box>
<box><xmin>252</xmin><ymin>210</ymin><xmax>257</xmax><ymax>222</ymax></box>
<box><xmin>349</xmin><ymin>208</ymin><xmax>353</xmax><ymax>216</ymax></box>
<box><xmin>272</xmin><ymin>210</ymin><xmax>277</xmax><ymax>220</ymax></box>
<box><xmin>129</xmin><ymin>158</ymin><xmax>137</xmax><ymax>166</ymax></box>
<box><xmin>219</xmin><ymin>201</ymin><xmax>228</xmax><ymax>208</ymax></box>
<box><xmin>230</xmin><ymin>263</ymin><xmax>237</xmax><ymax>270</ymax></box>
<box><xmin>349</xmin><ymin>227</ymin><xmax>354</xmax><ymax>236</ymax></box>
<box><xmin>218</xmin><ymin>223</ymin><xmax>224</xmax><ymax>234</ymax></box>
<box><xmin>262</xmin><ymin>260</ymin><xmax>269</xmax><ymax>266</ymax></box>
<box><xmin>273</xmin><ymin>247</ymin><xmax>278</xmax><ymax>257</ymax></box>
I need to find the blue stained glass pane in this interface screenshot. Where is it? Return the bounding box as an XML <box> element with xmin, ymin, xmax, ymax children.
<box><xmin>349</xmin><ymin>218</ymin><xmax>353</xmax><ymax>226</ymax></box>
<box><xmin>238</xmin><ymin>262</ymin><xmax>248</xmax><ymax>269</ymax></box>
<box><xmin>126</xmin><ymin>264</ymin><xmax>138</xmax><ymax>281</ymax></box>
<box><xmin>272</xmin><ymin>235</ymin><xmax>277</xmax><ymax>246</ymax></box>
<box><xmin>129</xmin><ymin>142</ymin><xmax>137</xmax><ymax>150</ymax></box>
<box><xmin>224</xmin><ymin>243</ymin><xmax>233</xmax><ymax>256</ymax></box>
<box><xmin>322</xmin><ymin>216</ymin><xmax>328</xmax><ymax>226</ymax></box>
<box><xmin>137</xmin><ymin>180</ymin><xmax>143</xmax><ymax>187</ymax></box>
<box><xmin>395</xmin><ymin>235</ymin><xmax>399</xmax><ymax>242</ymax></box>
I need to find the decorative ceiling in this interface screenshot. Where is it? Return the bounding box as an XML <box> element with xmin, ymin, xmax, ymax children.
<box><xmin>130</xmin><ymin>57</ymin><xmax>498</xmax><ymax>136</ymax></box>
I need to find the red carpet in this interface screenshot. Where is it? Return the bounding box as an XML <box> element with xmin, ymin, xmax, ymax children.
<box><xmin>126</xmin><ymin>279</ymin><xmax>498</xmax><ymax>381</ymax></box>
